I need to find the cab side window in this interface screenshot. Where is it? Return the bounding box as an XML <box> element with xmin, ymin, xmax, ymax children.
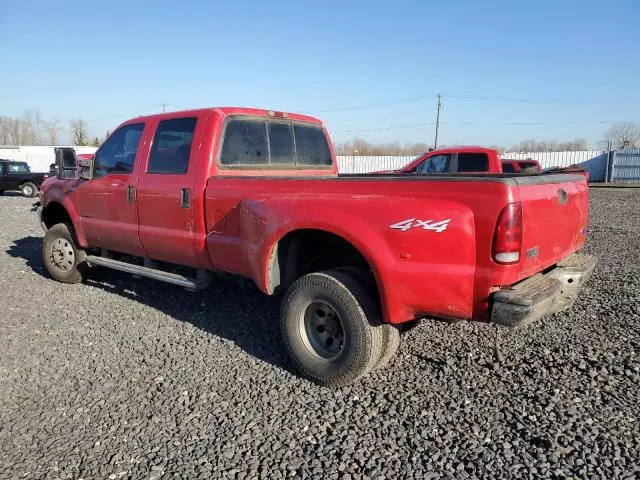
<box><xmin>8</xmin><ymin>162</ymin><xmax>30</xmax><ymax>173</ymax></box>
<box><xmin>416</xmin><ymin>154</ymin><xmax>450</xmax><ymax>173</ymax></box>
<box><xmin>148</xmin><ymin>117</ymin><xmax>197</xmax><ymax>174</ymax></box>
<box><xmin>94</xmin><ymin>123</ymin><xmax>145</xmax><ymax>177</ymax></box>
<box><xmin>457</xmin><ymin>153</ymin><xmax>489</xmax><ymax>172</ymax></box>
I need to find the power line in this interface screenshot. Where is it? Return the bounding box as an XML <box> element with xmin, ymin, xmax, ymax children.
<box><xmin>301</xmin><ymin>93</ymin><xmax>439</xmax><ymax>114</ymax></box>
<box><xmin>444</xmin><ymin>94</ymin><xmax>640</xmax><ymax>105</ymax></box>
<box><xmin>331</xmin><ymin>121</ymin><xmax>437</xmax><ymax>134</ymax></box>
<box><xmin>85</xmin><ymin>104</ymin><xmax>163</xmax><ymax>123</ymax></box>
<box><xmin>323</xmin><ymin>109</ymin><xmax>436</xmax><ymax>124</ymax></box>
<box><xmin>330</xmin><ymin>119</ymin><xmax>640</xmax><ymax>134</ymax></box>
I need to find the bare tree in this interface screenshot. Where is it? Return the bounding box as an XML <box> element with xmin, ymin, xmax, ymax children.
<box><xmin>0</xmin><ymin>116</ymin><xmax>11</xmax><ymax>144</ymax></box>
<box><xmin>335</xmin><ymin>137</ymin><xmax>431</xmax><ymax>156</ymax></box>
<box><xmin>512</xmin><ymin>138</ymin><xmax>589</xmax><ymax>152</ymax></box>
<box><xmin>0</xmin><ymin>111</ymin><xmax>44</xmax><ymax>145</ymax></box>
<box><xmin>603</xmin><ymin>122</ymin><xmax>640</xmax><ymax>149</ymax></box>
<box><xmin>70</xmin><ymin>119</ymin><xmax>89</xmax><ymax>146</ymax></box>
<box><xmin>45</xmin><ymin>118</ymin><xmax>62</xmax><ymax>145</ymax></box>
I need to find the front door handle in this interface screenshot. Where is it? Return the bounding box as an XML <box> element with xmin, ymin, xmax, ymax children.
<box><xmin>126</xmin><ymin>185</ymin><xmax>135</xmax><ymax>203</ymax></box>
<box><xmin>180</xmin><ymin>188</ymin><xmax>190</xmax><ymax>208</ymax></box>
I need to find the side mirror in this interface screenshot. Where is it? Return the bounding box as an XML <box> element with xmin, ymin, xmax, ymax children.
<box><xmin>78</xmin><ymin>157</ymin><xmax>94</xmax><ymax>180</ymax></box>
<box><xmin>54</xmin><ymin>148</ymin><xmax>79</xmax><ymax>180</ymax></box>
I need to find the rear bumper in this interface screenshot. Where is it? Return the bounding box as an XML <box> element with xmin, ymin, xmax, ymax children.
<box><xmin>491</xmin><ymin>252</ymin><xmax>597</xmax><ymax>327</ymax></box>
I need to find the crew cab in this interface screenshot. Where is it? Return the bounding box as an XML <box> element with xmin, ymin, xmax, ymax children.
<box><xmin>0</xmin><ymin>159</ymin><xmax>48</xmax><ymax>197</ymax></box>
<box><xmin>38</xmin><ymin>107</ymin><xmax>597</xmax><ymax>386</ymax></box>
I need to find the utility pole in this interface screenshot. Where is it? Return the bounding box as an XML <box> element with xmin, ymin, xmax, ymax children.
<box><xmin>161</xmin><ymin>103</ymin><xmax>167</xmax><ymax>113</ymax></box>
<box><xmin>434</xmin><ymin>94</ymin><xmax>442</xmax><ymax>149</ymax></box>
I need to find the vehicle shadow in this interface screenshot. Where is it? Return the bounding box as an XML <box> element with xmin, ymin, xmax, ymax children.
<box><xmin>6</xmin><ymin>236</ymin><xmax>293</xmax><ymax>373</ymax></box>
<box><xmin>0</xmin><ymin>191</ymin><xmax>28</xmax><ymax>197</ymax></box>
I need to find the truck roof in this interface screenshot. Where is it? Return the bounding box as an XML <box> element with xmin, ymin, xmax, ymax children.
<box><xmin>426</xmin><ymin>146</ymin><xmax>498</xmax><ymax>155</ymax></box>
<box><xmin>124</xmin><ymin>107</ymin><xmax>324</xmax><ymax>127</ymax></box>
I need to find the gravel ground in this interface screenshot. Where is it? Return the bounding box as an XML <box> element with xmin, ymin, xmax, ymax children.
<box><xmin>0</xmin><ymin>189</ymin><xmax>639</xmax><ymax>480</ymax></box>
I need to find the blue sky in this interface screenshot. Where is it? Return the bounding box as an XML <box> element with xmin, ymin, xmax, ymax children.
<box><xmin>1</xmin><ymin>0</ymin><xmax>639</xmax><ymax>148</ymax></box>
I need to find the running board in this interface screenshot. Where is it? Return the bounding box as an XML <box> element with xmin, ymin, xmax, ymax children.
<box><xmin>85</xmin><ymin>255</ymin><xmax>209</xmax><ymax>291</ymax></box>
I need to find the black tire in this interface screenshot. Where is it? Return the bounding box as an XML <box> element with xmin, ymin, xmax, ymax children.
<box><xmin>280</xmin><ymin>270</ymin><xmax>384</xmax><ymax>387</ymax></box>
<box><xmin>20</xmin><ymin>182</ymin><xmax>38</xmax><ymax>198</ymax></box>
<box><xmin>42</xmin><ymin>223</ymin><xmax>87</xmax><ymax>284</ymax></box>
<box><xmin>374</xmin><ymin>323</ymin><xmax>401</xmax><ymax>371</ymax></box>
<box><xmin>334</xmin><ymin>266</ymin><xmax>400</xmax><ymax>371</ymax></box>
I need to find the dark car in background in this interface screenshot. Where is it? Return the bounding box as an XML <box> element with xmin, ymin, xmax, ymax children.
<box><xmin>0</xmin><ymin>159</ymin><xmax>49</xmax><ymax>197</ymax></box>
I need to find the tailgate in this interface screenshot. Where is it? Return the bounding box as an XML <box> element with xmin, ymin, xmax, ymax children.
<box><xmin>516</xmin><ymin>174</ymin><xmax>589</xmax><ymax>278</ymax></box>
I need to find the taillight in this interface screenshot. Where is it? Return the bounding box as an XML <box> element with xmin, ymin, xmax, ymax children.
<box><xmin>492</xmin><ymin>202</ymin><xmax>522</xmax><ymax>264</ymax></box>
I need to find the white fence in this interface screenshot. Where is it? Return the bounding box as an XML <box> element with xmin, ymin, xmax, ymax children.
<box><xmin>337</xmin><ymin>150</ymin><xmax>609</xmax><ymax>181</ymax></box>
<box><xmin>336</xmin><ymin>155</ymin><xmax>415</xmax><ymax>174</ymax></box>
<box><xmin>2</xmin><ymin>146</ymin><xmax>609</xmax><ymax>181</ymax></box>
<box><xmin>0</xmin><ymin>146</ymin><xmax>98</xmax><ymax>173</ymax></box>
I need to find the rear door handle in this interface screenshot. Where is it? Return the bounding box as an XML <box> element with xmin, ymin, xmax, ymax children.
<box><xmin>126</xmin><ymin>185</ymin><xmax>135</xmax><ymax>203</ymax></box>
<box><xmin>180</xmin><ymin>188</ymin><xmax>190</xmax><ymax>208</ymax></box>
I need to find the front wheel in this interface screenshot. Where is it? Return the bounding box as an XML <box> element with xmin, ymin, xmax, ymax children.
<box><xmin>20</xmin><ymin>182</ymin><xmax>38</xmax><ymax>198</ymax></box>
<box><xmin>42</xmin><ymin>223</ymin><xmax>87</xmax><ymax>283</ymax></box>
<box><xmin>280</xmin><ymin>269</ymin><xmax>387</xmax><ymax>387</ymax></box>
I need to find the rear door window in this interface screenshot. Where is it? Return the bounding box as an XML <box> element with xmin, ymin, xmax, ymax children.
<box><xmin>457</xmin><ymin>153</ymin><xmax>489</xmax><ymax>172</ymax></box>
<box><xmin>501</xmin><ymin>163</ymin><xmax>516</xmax><ymax>173</ymax></box>
<box><xmin>148</xmin><ymin>117</ymin><xmax>197</xmax><ymax>174</ymax></box>
<box><xmin>416</xmin><ymin>154</ymin><xmax>451</xmax><ymax>173</ymax></box>
<box><xmin>220</xmin><ymin>117</ymin><xmax>331</xmax><ymax>167</ymax></box>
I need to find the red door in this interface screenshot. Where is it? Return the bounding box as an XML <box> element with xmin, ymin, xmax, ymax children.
<box><xmin>76</xmin><ymin>122</ymin><xmax>149</xmax><ymax>256</ymax></box>
<box><xmin>136</xmin><ymin>114</ymin><xmax>205</xmax><ymax>268</ymax></box>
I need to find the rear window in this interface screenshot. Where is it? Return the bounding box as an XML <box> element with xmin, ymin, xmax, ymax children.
<box><xmin>220</xmin><ymin>117</ymin><xmax>331</xmax><ymax>167</ymax></box>
<box><xmin>457</xmin><ymin>153</ymin><xmax>489</xmax><ymax>172</ymax></box>
<box><xmin>518</xmin><ymin>161</ymin><xmax>538</xmax><ymax>169</ymax></box>
<box><xmin>501</xmin><ymin>163</ymin><xmax>516</xmax><ymax>173</ymax></box>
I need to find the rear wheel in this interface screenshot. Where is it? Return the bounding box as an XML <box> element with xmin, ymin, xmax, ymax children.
<box><xmin>280</xmin><ymin>270</ymin><xmax>385</xmax><ymax>387</ymax></box>
<box><xmin>20</xmin><ymin>182</ymin><xmax>38</xmax><ymax>198</ymax></box>
<box><xmin>373</xmin><ymin>322</ymin><xmax>401</xmax><ymax>370</ymax></box>
<box><xmin>334</xmin><ymin>266</ymin><xmax>400</xmax><ymax>371</ymax></box>
<box><xmin>42</xmin><ymin>223</ymin><xmax>86</xmax><ymax>283</ymax></box>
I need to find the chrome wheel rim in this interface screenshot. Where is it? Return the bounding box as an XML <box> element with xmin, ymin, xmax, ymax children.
<box><xmin>300</xmin><ymin>299</ymin><xmax>345</xmax><ymax>359</ymax></box>
<box><xmin>50</xmin><ymin>238</ymin><xmax>75</xmax><ymax>272</ymax></box>
<box><xmin>23</xmin><ymin>185</ymin><xmax>33</xmax><ymax>196</ymax></box>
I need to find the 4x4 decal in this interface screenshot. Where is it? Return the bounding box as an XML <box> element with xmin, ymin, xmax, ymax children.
<box><xmin>389</xmin><ymin>218</ymin><xmax>451</xmax><ymax>233</ymax></box>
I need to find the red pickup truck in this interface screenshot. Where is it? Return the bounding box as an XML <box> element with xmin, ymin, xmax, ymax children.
<box><xmin>38</xmin><ymin>107</ymin><xmax>596</xmax><ymax>386</ymax></box>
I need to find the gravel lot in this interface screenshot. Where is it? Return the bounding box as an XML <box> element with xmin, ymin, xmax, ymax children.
<box><xmin>0</xmin><ymin>189</ymin><xmax>639</xmax><ymax>480</ymax></box>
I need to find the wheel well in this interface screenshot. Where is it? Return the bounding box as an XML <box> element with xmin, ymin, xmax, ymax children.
<box><xmin>269</xmin><ymin>229</ymin><xmax>379</xmax><ymax>298</ymax></box>
<box><xmin>41</xmin><ymin>202</ymin><xmax>72</xmax><ymax>230</ymax></box>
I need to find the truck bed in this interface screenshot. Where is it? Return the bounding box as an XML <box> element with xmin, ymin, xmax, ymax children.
<box><xmin>204</xmin><ymin>172</ymin><xmax>588</xmax><ymax>322</ymax></box>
